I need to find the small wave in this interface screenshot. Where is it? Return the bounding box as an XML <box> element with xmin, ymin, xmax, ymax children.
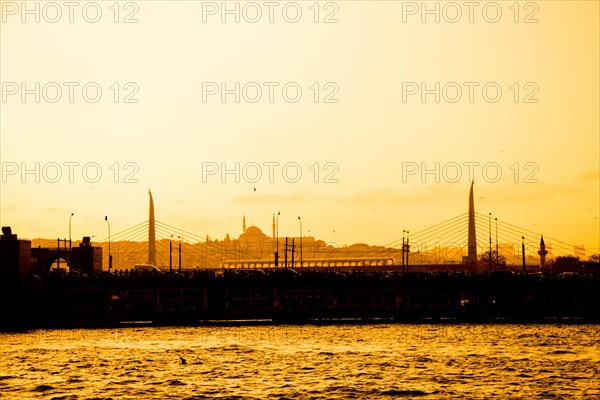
<box><xmin>549</xmin><ymin>350</ymin><xmax>576</xmax><ymax>355</ymax></box>
<box><xmin>28</xmin><ymin>367</ymin><xmax>48</xmax><ymax>372</ymax></box>
<box><xmin>325</xmin><ymin>384</ymin><xmax>353</xmax><ymax>393</ymax></box>
<box><xmin>199</xmin><ymin>368</ymin><xmax>219</xmax><ymax>375</ymax></box>
<box><xmin>415</xmin><ymin>356</ymin><xmax>433</xmax><ymax>363</ymax></box>
<box><xmin>381</xmin><ymin>389</ymin><xmax>430</xmax><ymax>396</ymax></box>
<box><xmin>224</xmin><ymin>374</ymin><xmax>245</xmax><ymax>379</ymax></box>
<box><xmin>220</xmin><ymin>345</ymin><xmax>244</xmax><ymax>351</ymax></box>
<box><xmin>517</xmin><ymin>333</ymin><xmax>535</xmax><ymax>339</ymax></box>
<box><xmin>32</xmin><ymin>384</ymin><xmax>54</xmax><ymax>392</ymax></box>
<box><xmin>168</xmin><ymin>379</ymin><xmax>187</xmax><ymax>386</ymax></box>
<box><xmin>537</xmin><ymin>391</ymin><xmax>560</xmax><ymax>398</ymax></box>
<box><xmin>109</xmin><ymin>379</ymin><xmax>140</xmax><ymax>385</ymax></box>
<box><xmin>50</xmin><ymin>395</ymin><xmax>78</xmax><ymax>400</ymax></box>
<box><xmin>0</xmin><ymin>376</ymin><xmax>16</xmax><ymax>381</ymax></box>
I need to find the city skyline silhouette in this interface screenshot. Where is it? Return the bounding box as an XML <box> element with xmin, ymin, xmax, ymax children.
<box><xmin>18</xmin><ymin>184</ymin><xmax>598</xmax><ymax>272</ymax></box>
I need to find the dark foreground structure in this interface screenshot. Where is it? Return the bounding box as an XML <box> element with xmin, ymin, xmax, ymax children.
<box><xmin>1</xmin><ymin>226</ymin><xmax>599</xmax><ymax>329</ymax></box>
<box><xmin>1</xmin><ymin>269</ymin><xmax>599</xmax><ymax>330</ymax></box>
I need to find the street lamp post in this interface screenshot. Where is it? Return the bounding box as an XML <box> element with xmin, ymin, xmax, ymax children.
<box><xmin>105</xmin><ymin>216</ymin><xmax>111</xmax><ymax>270</ymax></box>
<box><xmin>521</xmin><ymin>236</ymin><xmax>526</xmax><ymax>275</ymax></box>
<box><xmin>276</xmin><ymin>211</ymin><xmax>280</xmax><ymax>267</ymax></box>
<box><xmin>405</xmin><ymin>230</ymin><xmax>409</xmax><ymax>271</ymax></box>
<box><xmin>495</xmin><ymin>217</ymin><xmax>499</xmax><ymax>266</ymax></box>
<box><xmin>298</xmin><ymin>216</ymin><xmax>302</xmax><ymax>268</ymax></box>
<box><xmin>402</xmin><ymin>230</ymin><xmax>406</xmax><ymax>272</ymax></box>
<box><xmin>178</xmin><ymin>235</ymin><xmax>183</xmax><ymax>273</ymax></box>
<box><xmin>69</xmin><ymin>212</ymin><xmax>74</xmax><ymax>254</ymax></box>
<box><xmin>169</xmin><ymin>234</ymin><xmax>173</xmax><ymax>272</ymax></box>
<box><xmin>489</xmin><ymin>213</ymin><xmax>492</xmax><ymax>273</ymax></box>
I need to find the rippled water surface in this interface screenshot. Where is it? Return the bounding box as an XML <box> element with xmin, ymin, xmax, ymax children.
<box><xmin>1</xmin><ymin>324</ymin><xmax>599</xmax><ymax>399</ymax></box>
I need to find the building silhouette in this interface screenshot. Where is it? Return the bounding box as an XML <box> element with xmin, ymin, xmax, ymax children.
<box><xmin>0</xmin><ymin>227</ymin><xmax>31</xmax><ymax>283</ymax></box>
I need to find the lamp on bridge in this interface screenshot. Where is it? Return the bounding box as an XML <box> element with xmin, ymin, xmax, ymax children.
<box><xmin>69</xmin><ymin>212</ymin><xmax>74</xmax><ymax>254</ymax></box>
<box><xmin>402</xmin><ymin>230</ymin><xmax>406</xmax><ymax>271</ymax></box>
<box><xmin>169</xmin><ymin>234</ymin><xmax>173</xmax><ymax>272</ymax></box>
<box><xmin>275</xmin><ymin>211</ymin><xmax>280</xmax><ymax>267</ymax></box>
<box><xmin>177</xmin><ymin>235</ymin><xmax>183</xmax><ymax>273</ymax></box>
<box><xmin>406</xmin><ymin>230</ymin><xmax>410</xmax><ymax>270</ymax></box>
<box><xmin>521</xmin><ymin>236</ymin><xmax>526</xmax><ymax>275</ymax></box>
<box><xmin>489</xmin><ymin>213</ymin><xmax>492</xmax><ymax>273</ymax></box>
<box><xmin>495</xmin><ymin>217</ymin><xmax>499</xmax><ymax>267</ymax></box>
<box><xmin>298</xmin><ymin>216</ymin><xmax>302</xmax><ymax>268</ymax></box>
<box><xmin>105</xmin><ymin>216</ymin><xmax>112</xmax><ymax>270</ymax></box>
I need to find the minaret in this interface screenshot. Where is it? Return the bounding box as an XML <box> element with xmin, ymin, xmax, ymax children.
<box><xmin>243</xmin><ymin>214</ymin><xmax>246</xmax><ymax>233</ymax></box>
<box><xmin>272</xmin><ymin>213</ymin><xmax>276</xmax><ymax>238</ymax></box>
<box><xmin>148</xmin><ymin>190</ymin><xmax>156</xmax><ymax>266</ymax></box>
<box><xmin>538</xmin><ymin>236</ymin><xmax>548</xmax><ymax>270</ymax></box>
<box><xmin>467</xmin><ymin>181</ymin><xmax>477</xmax><ymax>264</ymax></box>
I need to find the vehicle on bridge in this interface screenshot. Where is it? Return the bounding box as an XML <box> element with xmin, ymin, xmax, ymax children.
<box><xmin>133</xmin><ymin>264</ymin><xmax>162</xmax><ymax>273</ymax></box>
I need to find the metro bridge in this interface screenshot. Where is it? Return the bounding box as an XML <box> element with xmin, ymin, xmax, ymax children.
<box><xmin>98</xmin><ymin>214</ymin><xmax>591</xmax><ymax>272</ymax></box>
<box><xmin>86</xmin><ymin>186</ymin><xmax>597</xmax><ymax>272</ymax></box>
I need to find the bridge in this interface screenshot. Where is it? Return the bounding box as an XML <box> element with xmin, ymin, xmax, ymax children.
<box><xmin>99</xmin><ymin>212</ymin><xmax>595</xmax><ymax>272</ymax></box>
<box><xmin>81</xmin><ymin>184</ymin><xmax>597</xmax><ymax>272</ymax></box>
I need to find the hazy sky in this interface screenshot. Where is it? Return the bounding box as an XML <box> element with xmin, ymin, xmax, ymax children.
<box><xmin>1</xmin><ymin>1</ymin><xmax>598</xmax><ymax>254</ymax></box>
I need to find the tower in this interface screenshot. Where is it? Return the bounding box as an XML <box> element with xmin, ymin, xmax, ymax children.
<box><xmin>148</xmin><ymin>190</ymin><xmax>156</xmax><ymax>266</ymax></box>
<box><xmin>466</xmin><ymin>181</ymin><xmax>477</xmax><ymax>264</ymax></box>
<box><xmin>538</xmin><ymin>236</ymin><xmax>548</xmax><ymax>270</ymax></box>
<box><xmin>243</xmin><ymin>214</ymin><xmax>246</xmax><ymax>233</ymax></box>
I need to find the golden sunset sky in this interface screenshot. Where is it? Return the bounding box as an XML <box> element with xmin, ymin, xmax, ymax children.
<box><xmin>1</xmin><ymin>1</ymin><xmax>598</xmax><ymax>255</ymax></box>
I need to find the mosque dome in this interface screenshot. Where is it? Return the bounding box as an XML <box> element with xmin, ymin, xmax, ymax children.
<box><xmin>239</xmin><ymin>226</ymin><xmax>267</xmax><ymax>241</ymax></box>
<box><xmin>244</xmin><ymin>226</ymin><xmax>265</xmax><ymax>236</ymax></box>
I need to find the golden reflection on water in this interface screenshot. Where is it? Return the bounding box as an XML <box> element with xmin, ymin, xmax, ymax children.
<box><xmin>1</xmin><ymin>324</ymin><xmax>599</xmax><ymax>399</ymax></box>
